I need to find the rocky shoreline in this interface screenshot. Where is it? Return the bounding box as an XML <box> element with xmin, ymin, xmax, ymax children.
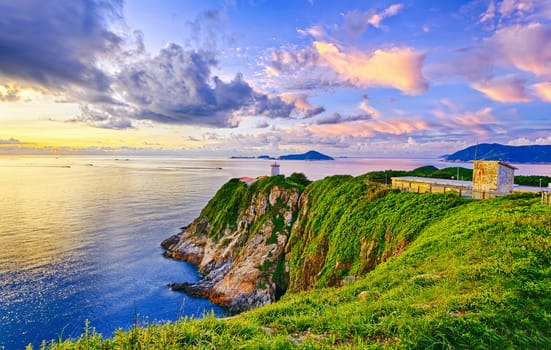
<box><xmin>161</xmin><ymin>179</ymin><xmax>301</xmax><ymax>312</ymax></box>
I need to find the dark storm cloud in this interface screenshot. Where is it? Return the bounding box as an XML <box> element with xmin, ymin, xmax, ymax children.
<box><xmin>0</xmin><ymin>2</ymin><xmax>298</xmax><ymax>128</ymax></box>
<box><xmin>108</xmin><ymin>44</ymin><xmax>296</xmax><ymax>127</ymax></box>
<box><xmin>0</xmin><ymin>0</ymin><xmax>122</xmax><ymax>91</ymax></box>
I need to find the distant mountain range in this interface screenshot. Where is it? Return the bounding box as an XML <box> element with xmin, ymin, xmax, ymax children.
<box><xmin>444</xmin><ymin>143</ymin><xmax>551</xmax><ymax>163</ymax></box>
<box><xmin>232</xmin><ymin>150</ymin><xmax>334</xmax><ymax>161</ymax></box>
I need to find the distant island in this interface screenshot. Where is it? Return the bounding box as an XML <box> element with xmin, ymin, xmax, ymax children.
<box><xmin>231</xmin><ymin>150</ymin><xmax>334</xmax><ymax>161</ymax></box>
<box><xmin>278</xmin><ymin>150</ymin><xmax>334</xmax><ymax>160</ymax></box>
<box><xmin>444</xmin><ymin>143</ymin><xmax>551</xmax><ymax>163</ymax></box>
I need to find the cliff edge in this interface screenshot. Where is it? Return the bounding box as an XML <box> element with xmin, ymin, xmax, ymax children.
<box><xmin>162</xmin><ymin>176</ymin><xmax>302</xmax><ymax>312</ymax></box>
<box><xmin>162</xmin><ymin>173</ymin><xmax>466</xmax><ymax>313</ymax></box>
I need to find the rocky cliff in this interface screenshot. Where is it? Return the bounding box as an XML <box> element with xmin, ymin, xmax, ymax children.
<box><xmin>162</xmin><ymin>176</ymin><xmax>302</xmax><ymax>312</ymax></box>
<box><xmin>162</xmin><ymin>174</ymin><xmax>466</xmax><ymax>312</ymax></box>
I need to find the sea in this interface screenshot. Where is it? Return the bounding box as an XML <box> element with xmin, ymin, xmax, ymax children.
<box><xmin>1</xmin><ymin>155</ymin><xmax>549</xmax><ymax>349</ymax></box>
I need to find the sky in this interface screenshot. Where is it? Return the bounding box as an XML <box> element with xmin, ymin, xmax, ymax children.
<box><xmin>0</xmin><ymin>0</ymin><xmax>550</xmax><ymax>157</ymax></box>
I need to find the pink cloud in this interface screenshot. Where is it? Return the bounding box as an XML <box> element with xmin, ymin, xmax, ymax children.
<box><xmin>366</xmin><ymin>4</ymin><xmax>404</xmax><ymax>28</ymax></box>
<box><xmin>307</xmin><ymin>117</ymin><xmax>430</xmax><ymax>138</ymax></box>
<box><xmin>313</xmin><ymin>41</ymin><xmax>427</xmax><ymax>94</ymax></box>
<box><xmin>480</xmin><ymin>0</ymin><xmax>497</xmax><ymax>24</ymax></box>
<box><xmin>280</xmin><ymin>93</ymin><xmax>325</xmax><ymax>117</ymax></box>
<box><xmin>472</xmin><ymin>75</ymin><xmax>530</xmax><ymax>102</ymax></box>
<box><xmin>280</xmin><ymin>93</ymin><xmax>312</xmax><ymax>110</ymax></box>
<box><xmin>434</xmin><ymin>107</ymin><xmax>501</xmax><ymax>138</ymax></box>
<box><xmin>434</xmin><ymin>106</ymin><xmax>497</xmax><ymax>124</ymax></box>
<box><xmin>498</xmin><ymin>0</ymin><xmax>536</xmax><ymax>18</ymax></box>
<box><xmin>490</xmin><ymin>23</ymin><xmax>551</xmax><ymax>76</ymax></box>
<box><xmin>532</xmin><ymin>82</ymin><xmax>551</xmax><ymax>102</ymax></box>
<box><xmin>359</xmin><ymin>100</ymin><xmax>381</xmax><ymax>118</ymax></box>
<box><xmin>297</xmin><ymin>25</ymin><xmax>326</xmax><ymax>39</ymax></box>
<box><xmin>480</xmin><ymin>0</ymin><xmax>551</xmax><ymax>26</ymax></box>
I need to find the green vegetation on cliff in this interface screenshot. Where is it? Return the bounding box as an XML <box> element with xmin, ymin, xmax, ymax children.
<box><xmin>198</xmin><ymin>175</ymin><xmax>304</xmax><ymax>240</ymax></box>
<box><xmin>288</xmin><ymin>175</ymin><xmax>465</xmax><ymax>291</ymax></box>
<box><xmin>36</xmin><ymin>174</ymin><xmax>551</xmax><ymax>349</ymax></box>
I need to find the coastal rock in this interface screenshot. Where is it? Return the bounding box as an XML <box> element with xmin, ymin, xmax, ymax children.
<box><xmin>163</xmin><ymin>177</ymin><xmax>301</xmax><ymax>312</ymax></box>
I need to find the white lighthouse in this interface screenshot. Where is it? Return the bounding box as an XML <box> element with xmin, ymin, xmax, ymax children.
<box><xmin>270</xmin><ymin>162</ymin><xmax>280</xmax><ymax>176</ymax></box>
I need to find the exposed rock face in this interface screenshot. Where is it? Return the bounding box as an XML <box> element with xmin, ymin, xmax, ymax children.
<box><xmin>162</xmin><ymin>177</ymin><xmax>301</xmax><ymax>313</ymax></box>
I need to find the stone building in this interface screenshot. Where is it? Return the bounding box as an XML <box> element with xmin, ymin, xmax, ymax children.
<box><xmin>472</xmin><ymin>160</ymin><xmax>516</xmax><ymax>199</ymax></box>
<box><xmin>391</xmin><ymin>160</ymin><xmax>517</xmax><ymax>199</ymax></box>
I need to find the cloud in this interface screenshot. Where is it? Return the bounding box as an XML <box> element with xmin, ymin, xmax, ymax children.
<box><xmin>186</xmin><ymin>9</ymin><xmax>236</xmax><ymax>52</ymax></box>
<box><xmin>0</xmin><ymin>138</ymin><xmax>22</xmax><ymax>145</ymax></box>
<box><xmin>0</xmin><ymin>3</ymin><xmax>298</xmax><ymax>129</ymax></box>
<box><xmin>430</xmin><ymin>21</ymin><xmax>551</xmax><ymax>100</ymax></box>
<box><xmin>480</xmin><ymin>0</ymin><xmax>497</xmax><ymax>24</ymax></box>
<box><xmin>297</xmin><ymin>3</ymin><xmax>404</xmax><ymax>41</ymax></box>
<box><xmin>297</xmin><ymin>25</ymin><xmax>326</xmax><ymax>39</ymax></box>
<box><xmin>340</xmin><ymin>4</ymin><xmax>404</xmax><ymax>36</ymax></box>
<box><xmin>343</xmin><ymin>10</ymin><xmax>370</xmax><ymax>35</ymax></box>
<box><xmin>269</xmin><ymin>45</ymin><xmax>319</xmax><ymax>75</ymax></box>
<box><xmin>508</xmin><ymin>134</ymin><xmax>551</xmax><ymax>146</ymax></box>
<box><xmin>366</xmin><ymin>4</ymin><xmax>404</xmax><ymax>28</ymax></box>
<box><xmin>76</xmin><ymin>104</ymin><xmax>134</xmax><ymax>129</ymax></box>
<box><xmin>313</xmin><ymin>41</ymin><xmax>428</xmax><ymax>94</ymax></box>
<box><xmin>316</xmin><ymin>112</ymin><xmax>372</xmax><ymax>125</ymax></box>
<box><xmin>359</xmin><ymin>100</ymin><xmax>382</xmax><ymax>118</ymax></box>
<box><xmin>479</xmin><ymin>0</ymin><xmax>551</xmax><ymax>27</ymax></box>
<box><xmin>489</xmin><ymin>23</ymin><xmax>551</xmax><ymax>76</ymax></box>
<box><xmin>498</xmin><ymin>0</ymin><xmax>536</xmax><ymax>18</ymax></box>
<box><xmin>309</xmin><ymin>117</ymin><xmax>430</xmax><ymax>138</ymax></box>
<box><xmin>0</xmin><ymin>84</ymin><xmax>22</xmax><ymax>102</ymax></box>
<box><xmin>532</xmin><ymin>82</ymin><xmax>551</xmax><ymax>102</ymax></box>
<box><xmin>0</xmin><ymin>0</ymin><xmax>122</xmax><ymax>92</ymax></box>
<box><xmin>472</xmin><ymin>75</ymin><xmax>530</xmax><ymax>102</ymax></box>
<box><xmin>110</xmin><ymin>44</ymin><xmax>267</xmax><ymax>127</ymax></box>
<box><xmin>266</xmin><ymin>43</ymin><xmax>428</xmax><ymax>94</ymax></box>
<box><xmin>280</xmin><ymin>93</ymin><xmax>325</xmax><ymax>118</ymax></box>
<box><xmin>434</xmin><ymin>106</ymin><xmax>502</xmax><ymax>139</ymax></box>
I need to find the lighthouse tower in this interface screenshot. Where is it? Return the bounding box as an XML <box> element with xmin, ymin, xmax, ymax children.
<box><xmin>270</xmin><ymin>162</ymin><xmax>280</xmax><ymax>176</ymax></box>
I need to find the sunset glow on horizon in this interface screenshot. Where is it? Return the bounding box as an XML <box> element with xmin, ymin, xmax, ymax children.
<box><xmin>1</xmin><ymin>0</ymin><xmax>550</xmax><ymax>157</ymax></box>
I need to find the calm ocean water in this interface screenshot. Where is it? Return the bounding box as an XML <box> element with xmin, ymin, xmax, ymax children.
<box><xmin>0</xmin><ymin>156</ymin><xmax>549</xmax><ymax>349</ymax></box>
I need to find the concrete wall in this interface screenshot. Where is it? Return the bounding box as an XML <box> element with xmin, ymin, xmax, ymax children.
<box><xmin>497</xmin><ymin>164</ymin><xmax>515</xmax><ymax>194</ymax></box>
<box><xmin>391</xmin><ymin>177</ymin><xmax>469</xmax><ymax>196</ymax></box>
<box><xmin>472</xmin><ymin>161</ymin><xmax>515</xmax><ymax>199</ymax></box>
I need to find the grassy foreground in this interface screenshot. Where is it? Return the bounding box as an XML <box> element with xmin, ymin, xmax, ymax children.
<box><xmin>35</xmin><ymin>191</ymin><xmax>550</xmax><ymax>349</ymax></box>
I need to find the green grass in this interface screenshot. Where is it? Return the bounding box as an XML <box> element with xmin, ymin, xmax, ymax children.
<box><xmin>196</xmin><ymin>175</ymin><xmax>305</xmax><ymax>240</ymax></box>
<box><xmin>288</xmin><ymin>176</ymin><xmax>466</xmax><ymax>291</ymax></box>
<box><xmin>35</xmin><ymin>177</ymin><xmax>551</xmax><ymax>349</ymax></box>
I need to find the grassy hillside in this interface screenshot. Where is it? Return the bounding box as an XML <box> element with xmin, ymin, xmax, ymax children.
<box><xmin>36</xmin><ymin>180</ymin><xmax>550</xmax><ymax>349</ymax></box>
<box><xmin>287</xmin><ymin>175</ymin><xmax>465</xmax><ymax>291</ymax></box>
